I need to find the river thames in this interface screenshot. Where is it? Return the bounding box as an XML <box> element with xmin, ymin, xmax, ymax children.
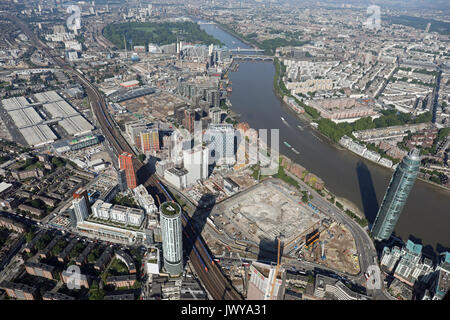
<box><xmin>199</xmin><ymin>22</ymin><xmax>450</xmax><ymax>253</ymax></box>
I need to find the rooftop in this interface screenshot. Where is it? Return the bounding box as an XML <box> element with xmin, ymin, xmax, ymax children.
<box><xmin>160</xmin><ymin>201</ymin><xmax>181</xmax><ymax>216</ymax></box>
<box><xmin>405</xmin><ymin>240</ymin><xmax>422</xmax><ymax>255</ymax></box>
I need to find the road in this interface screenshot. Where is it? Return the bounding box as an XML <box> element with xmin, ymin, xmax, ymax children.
<box><xmin>284</xmin><ymin>171</ymin><xmax>393</xmax><ymax>299</ymax></box>
<box><xmin>1</xmin><ymin>13</ymin><xmax>242</xmax><ymax>301</ymax></box>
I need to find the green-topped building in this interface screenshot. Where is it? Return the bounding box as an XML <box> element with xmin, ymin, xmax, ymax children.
<box><xmin>160</xmin><ymin>202</ymin><xmax>183</xmax><ymax>276</ymax></box>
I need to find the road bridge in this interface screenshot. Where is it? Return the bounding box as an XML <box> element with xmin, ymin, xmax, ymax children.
<box><xmin>233</xmin><ymin>54</ymin><xmax>274</xmax><ymax>61</ymax></box>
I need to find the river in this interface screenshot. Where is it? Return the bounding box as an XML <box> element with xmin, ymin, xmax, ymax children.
<box><xmin>199</xmin><ymin>22</ymin><xmax>450</xmax><ymax>253</ymax></box>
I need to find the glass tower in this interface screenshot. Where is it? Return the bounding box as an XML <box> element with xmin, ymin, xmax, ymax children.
<box><xmin>371</xmin><ymin>148</ymin><xmax>421</xmax><ymax>241</ymax></box>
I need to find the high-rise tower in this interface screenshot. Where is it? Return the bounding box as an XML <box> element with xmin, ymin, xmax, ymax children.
<box><xmin>118</xmin><ymin>152</ymin><xmax>138</xmax><ymax>190</ymax></box>
<box><xmin>117</xmin><ymin>169</ymin><xmax>127</xmax><ymax>192</ymax></box>
<box><xmin>140</xmin><ymin>128</ymin><xmax>160</xmax><ymax>153</ymax></box>
<box><xmin>73</xmin><ymin>188</ymin><xmax>90</xmax><ymax>224</ymax></box>
<box><xmin>371</xmin><ymin>149</ymin><xmax>421</xmax><ymax>241</ymax></box>
<box><xmin>160</xmin><ymin>202</ymin><xmax>183</xmax><ymax>276</ymax></box>
<box><xmin>206</xmin><ymin>124</ymin><xmax>236</xmax><ymax>166</ymax></box>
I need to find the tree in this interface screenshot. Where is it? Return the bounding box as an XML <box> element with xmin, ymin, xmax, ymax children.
<box><xmin>89</xmin><ymin>280</ymin><xmax>105</xmax><ymax>300</ymax></box>
<box><xmin>25</xmin><ymin>231</ymin><xmax>34</xmax><ymax>243</ymax></box>
<box><xmin>51</xmin><ymin>157</ymin><xmax>63</xmax><ymax>167</ymax></box>
<box><xmin>137</xmin><ymin>154</ymin><xmax>146</xmax><ymax>162</ymax></box>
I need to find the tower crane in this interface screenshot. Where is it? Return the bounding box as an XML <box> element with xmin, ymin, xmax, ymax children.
<box><xmin>269</xmin><ymin>237</ymin><xmax>281</xmax><ymax>300</ymax></box>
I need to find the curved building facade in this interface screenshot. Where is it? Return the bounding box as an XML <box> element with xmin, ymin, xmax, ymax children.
<box><xmin>371</xmin><ymin>149</ymin><xmax>421</xmax><ymax>241</ymax></box>
<box><xmin>160</xmin><ymin>202</ymin><xmax>183</xmax><ymax>276</ymax></box>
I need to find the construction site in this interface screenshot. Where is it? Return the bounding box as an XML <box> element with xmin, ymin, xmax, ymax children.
<box><xmin>115</xmin><ymin>91</ymin><xmax>186</xmax><ymax>126</ymax></box>
<box><xmin>203</xmin><ymin>178</ymin><xmax>361</xmax><ymax>277</ymax></box>
<box><xmin>184</xmin><ymin>166</ymin><xmax>257</xmax><ymax>205</ymax></box>
<box><xmin>298</xmin><ymin>221</ymin><xmax>360</xmax><ymax>275</ymax></box>
<box><xmin>211</xmin><ymin>179</ymin><xmax>324</xmax><ymax>254</ymax></box>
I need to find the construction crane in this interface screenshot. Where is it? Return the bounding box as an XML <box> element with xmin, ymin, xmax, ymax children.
<box><xmin>269</xmin><ymin>237</ymin><xmax>281</xmax><ymax>300</ymax></box>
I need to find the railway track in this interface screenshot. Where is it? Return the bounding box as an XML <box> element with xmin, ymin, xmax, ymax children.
<box><xmin>158</xmin><ymin>181</ymin><xmax>242</xmax><ymax>300</ymax></box>
<box><xmin>5</xmin><ymin>13</ymin><xmax>242</xmax><ymax>300</ymax></box>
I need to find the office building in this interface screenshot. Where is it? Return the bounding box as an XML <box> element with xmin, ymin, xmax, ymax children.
<box><xmin>206</xmin><ymin>124</ymin><xmax>236</xmax><ymax>166</ymax></box>
<box><xmin>117</xmin><ymin>169</ymin><xmax>127</xmax><ymax>192</ymax></box>
<box><xmin>164</xmin><ymin>167</ymin><xmax>188</xmax><ymax>189</ymax></box>
<box><xmin>393</xmin><ymin>240</ymin><xmax>434</xmax><ymax>286</ymax></box>
<box><xmin>210</xmin><ymin>107</ymin><xmax>221</xmax><ymax>124</ymax></box>
<box><xmin>183</xmin><ymin>146</ymin><xmax>209</xmax><ymax>186</ymax></box>
<box><xmin>429</xmin><ymin>252</ymin><xmax>450</xmax><ymax>300</ymax></box>
<box><xmin>313</xmin><ymin>274</ymin><xmax>370</xmax><ymax>300</ymax></box>
<box><xmin>160</xmin><ymin>202</ymin><xmax>183</xmax><ymax>276</ymax></box>
<box><xmin>183</xmin><ymin>109</ymin><xmax>195</xmax><ymax>133</ymax></box>
<box><xmin>381</xmin><ymin>240</ymin><xmax>435</xmax><ymax>287</ymax></box>
<box><xmin>247</xmin><ymin>261</ymin><xmax>283</xmax><ymax>300</ymax></box>
<box><xmin>371</xmin><ymin>149</ymin><xmax>420</xmax><ymax>241</ymax></box>
<box><xmin>118</xmin><ymin>152</ymin><xmax>138</xmax><ymax>190</ymax></box>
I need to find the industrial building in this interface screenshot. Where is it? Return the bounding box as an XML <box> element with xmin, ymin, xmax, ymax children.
<box><xmin>109</xmin><ymin>86</ymin><xmax>155</xmax><ymax>103</ymax></box>
<box><xmin>52</xmin><ymin>134</ymin><xmax>100</xmax><ymax>154</ymax></box>
<box><xmin>0</xmin><ymin>91</ymin><xmax>93</xmax><ymax>147</ymax></box>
